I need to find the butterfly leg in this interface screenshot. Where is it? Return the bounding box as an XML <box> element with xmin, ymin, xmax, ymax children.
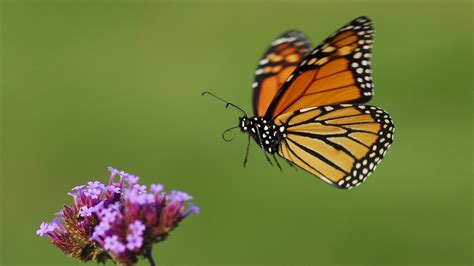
<box><xmin>283</xmin><ymin>158</ymin><xmax>297</xmax><ymax>171</ymax></box>
<box><xmin>263</xmin><ymin>150</ymin><xmax>274</xmax><ymax>167</ymax></box>
<box><xmin>243</xmin><ymin>134</ymin><xmax>251</xmax><ymax>168</ymax></box>
<box><xmin>272</xmin><ymin>154</ymin><xmax>282</xmax><ymax>171</ymax></box>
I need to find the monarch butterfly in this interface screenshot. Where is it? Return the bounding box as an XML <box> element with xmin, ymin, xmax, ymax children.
<box><xmin>204</xmin><ymin>16</ymin><xmax>394</xmax><ymax>189</ymax></box>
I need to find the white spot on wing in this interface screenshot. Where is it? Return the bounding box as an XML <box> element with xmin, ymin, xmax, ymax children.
<box><xmin>300</xmin><ymin>106</ymin><xmax>318</xmax><ymax>112</ymax></box>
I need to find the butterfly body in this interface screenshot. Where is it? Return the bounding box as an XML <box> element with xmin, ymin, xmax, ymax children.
<box><xmin>239</xmin><ymin>116</ymin><xmax>284</xmax><ymax>154</ymax></box>
<box><xmin>210</xmin><ymin>16</ymin><xmax>394</xmax><ymax>189</ymax></box>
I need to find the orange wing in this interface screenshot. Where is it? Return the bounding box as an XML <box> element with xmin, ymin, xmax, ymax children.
<box><xmin>265</xmin><ymin>16</ymin><xmax>375</xmax><ymax>120</ymax></box>
<box><xmin>276</xmin><ymin>104</ymin><xmax>394</xmax><ymax>189</ymax></box>
<box><xmin>252</xmin><ymin>31</ymin><xmax>311</xmax><ymax>117</ymax></box>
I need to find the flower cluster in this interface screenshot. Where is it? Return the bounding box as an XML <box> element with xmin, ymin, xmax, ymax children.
<box><xmin>37</xmin><ymin>167</ymin><xmax>199</xmax><ymax>266</ymax></box>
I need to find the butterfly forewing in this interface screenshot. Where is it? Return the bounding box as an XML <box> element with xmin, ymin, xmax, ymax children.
<box><xmin>252</xmin><ymin>31</ymin><xmax>311</xmax><ymax>117</ymax></box>
<box><xmin>265</xmin><ymin>16</ymin><xmax>375</xmax><ymax>120</ymax></box>
<box><xmin>276</xmin><ymin>104</ymin><xmax>394</xmax><ymax>189</ymax></box>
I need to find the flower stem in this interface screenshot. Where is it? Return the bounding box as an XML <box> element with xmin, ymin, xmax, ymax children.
<box><xmin>145</xmin><ymin>246</ymin><xmax>156</xmax><ymax>266</ymax></box>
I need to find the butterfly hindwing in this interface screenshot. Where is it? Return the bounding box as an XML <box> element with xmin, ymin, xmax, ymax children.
<box><xmin>252</xmin><ymin>31</ymin><xmax>311</xmax><ymax>117</ymax></box>
<box><xmin>265</xmin><ymin>16</ymin><xmax>375</xmax><ymax>120</ymax></box>
<box><xmin>276</xmin><ymin>104</ymin><xmax>394</xmax><ymax>189</ymax></box>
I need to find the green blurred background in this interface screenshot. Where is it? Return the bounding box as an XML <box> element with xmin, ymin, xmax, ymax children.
<box><xmin>1</xmin><ymin>1</ymin><xmax>472</xmax><ymax>265</ymax></box>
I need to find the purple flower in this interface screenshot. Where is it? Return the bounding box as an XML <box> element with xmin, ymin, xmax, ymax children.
<box><xmin>107</xmin><ymin>166</ymin><xmax>119</xmax><ymax>175</ymax></box>
<box><xmin>186</xmin><ymin>203</ymin><xmax>201</xmax><ymax>216</ymax></box>
<box><xmin>36</xmin><ymin>222</ymin><xmax>55</xmax><ymax>237</ymax></box>
<box><xmin>144</xmin><ymin>193</ymin><xmax>155</xmax><ymax>204</ymax></box>
<box><xmin>129</xmin><ymin>220</ymin><xmax>145</xmax><ymax>236</ymax></box>
<box><xmin>71</xmin><ymin>185</ymin><xmax>84</xmax><ymax>191</ymax></box>
<box><xmin>126</xmin><ymin>190</ymin><xmax>145</xmax><ymax>205</ymax></box>
<box><xmin>91</xmin><ymin>221</ymin><xmax>110</xmax><ymax>240</ymax></box>
<box><xmin>118</xmin><ymin>170</ymin><xmax>128</xmax><ymax>177</ymax></box>
<box><xmin>108</xmin><ymin>201</ymin><xmax>121</xmax><ymax>211</ymax></box>
<box><xmin>150</xmin><ymin>184</ymin><xmax>163</xmax><ymax>194</ymax></box>
<box><xmin>87</xmin><ymin>181</ymin><xmax>105</xmax><ymax>189</ymax></box>
<box><xmin>107</xmin><ymin>185</ymin><xmax>121</xmax><ymax>194</ymax></box>
<box><xmin>79</xmin><ymin>206</ymin><xmax>95</xmax><ymax>217</ymax></box>
<box><xmin>66</xmin><ymin>192</ymin><xmax>78</xmax><ymax>202</ymax></box>
<box><xmin>104</xmin><ymin>235</ymin><xmax>126</xmax><ymax>254</ymax></box>
<box><xmin>37</xmin><ymin>167</ymin><xmax>199</xmax><ymax>265</ymax></box>
<box><xmin>96</xmin><ymin>205</ymin><xmax>119</xmax><ymax>222</ymax></box>
<box><xmin>126</xmin><ymin>175</ymin><xmax>140</xmax><ymax>185</ymax></box>
<box><xmin>169</xmin><ymin>190</ymin><xmax>193</xmax><ymax>202</ymax></box>
<box><xmin>126</xmin><ymin>234</ymin><xmax>144</xmax><ymax>250</ymax></box>
<box><xmin>133</xmin><ymin>184</ymin><xmax>147</xmax><ymax>194</ymax></box>
<box><xmin>84</xmin><ymin>187</ymin><xmax>102</xmax><ymax>199</ymax></box>
<box><xmin>51</xmin><ymin>217</ymin><xmax>65</xmax><ymax>232</ymax></box>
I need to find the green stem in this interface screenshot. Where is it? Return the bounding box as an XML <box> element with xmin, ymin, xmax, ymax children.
<box><xmin>145</xmin><ymin>246</ymin><xmax>156</xmax><ymax>266</ymax></box>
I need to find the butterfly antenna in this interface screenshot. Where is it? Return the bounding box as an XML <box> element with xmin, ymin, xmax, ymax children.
<box><xmin>202</xmin><ymin>91</ymin><xmax>248</xmax><ymax>117</ymax></box>
<box><xmin>222</xmin><ymin>125</ymin><xmax>240</xmax><ymax>142</ymax></box>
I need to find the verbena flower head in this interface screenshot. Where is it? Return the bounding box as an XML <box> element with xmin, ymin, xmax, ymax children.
<box><xmin>37</xmin><ymin>167</ymin><xmax>199</xmax><ymax>266</ymax></box>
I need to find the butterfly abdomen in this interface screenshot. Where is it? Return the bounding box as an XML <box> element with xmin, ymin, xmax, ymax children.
<box><xmin>240</xmin><ymin>117</ymin><xmax>285</xmax><ymax>153</ymax></box>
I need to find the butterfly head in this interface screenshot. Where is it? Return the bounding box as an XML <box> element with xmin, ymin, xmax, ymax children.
<box><xmin>239</xmin><ymin>116</ymin><xmax>263</xmax><ymax>135</ymax></box>
<box><xmin>239</xmin><ymin>117</ymin><xmax>251</xmax><ymax>132</ymax></box>
<box><xmin>239</xmin><ymin>116</ymin><xmax>282</xmax><ymax>153</ymax></box>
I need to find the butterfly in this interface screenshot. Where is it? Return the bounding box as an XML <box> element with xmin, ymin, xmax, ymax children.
<box><xmin>204</xmin><ymin>16</ymin><xmax>394</xmax><ymax>189</ymax></box>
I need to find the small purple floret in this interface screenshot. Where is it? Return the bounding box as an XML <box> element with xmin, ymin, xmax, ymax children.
<box><xmin>107</xmin><ymin>166</ymin><xmax>119</xmax><ymax>175</ymax></box>
<box><xmin>79</xmin><ymin>206</ymin><xmax>95</xmax><ymax>217</ymax></box>
<box><xmin>133</xmin><ymin>184</ymin><xmax>147</xmax><ymax>194</ymax></box>
<box><xmin>107</xmin><ymin>185</ymin><xmax>121</xmax><ymax>193</ymax></box>
<box><xmin>126</xmin><ymin>175</ymin><xmax>139</xmax><ymax>185</ymax></box>
<box><xmin>104</xmin><ymin>235</ymin><xmax>126</xmax><ymax>254</ymax></box>
<box><xmin>169</xmin><ymin>190</ymin><xmax>193</xmax><ymax>202</ymax></box>
<box><xmin>129</xmin><ymin>220</ymin><xmax>145</xmax><ymax>236</ymax></box>
<box><xmin>36</xmin><ymin>222</ymin><xmax>55</xmax><ymax>237</ymax></box>
<box><xmin>150</xmin><ymin>184</ymin><xmax>163</xmax><ymax>194</ymax></box>
<box><xmin>71</xmin><ymin>185</ymin><xmax>85</xmax><ymax>191</ymax></box>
